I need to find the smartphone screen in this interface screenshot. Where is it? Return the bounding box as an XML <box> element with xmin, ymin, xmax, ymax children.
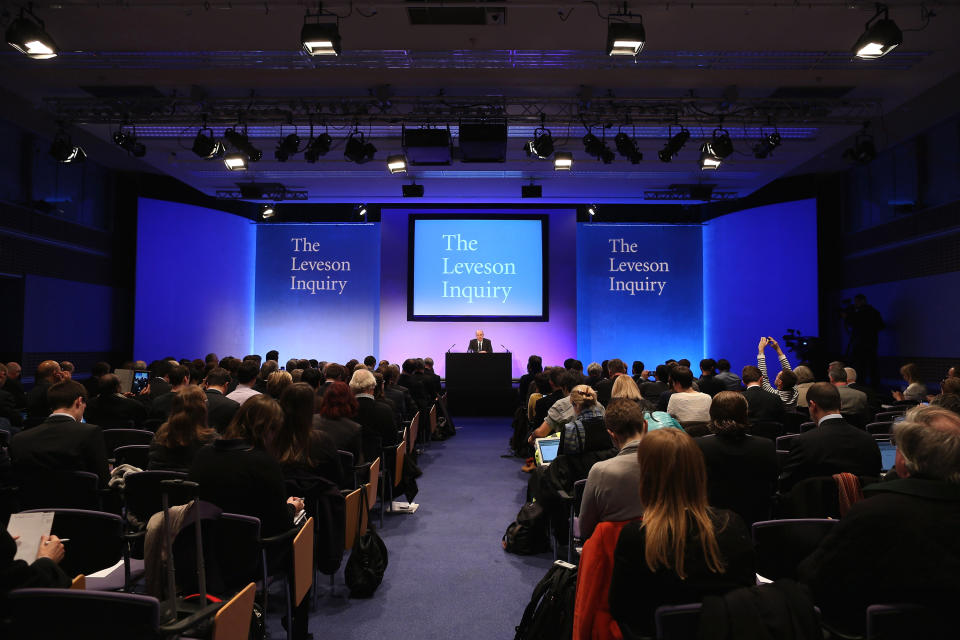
<box><xmin>131</xmin><ymin>371</ymin><xmax>149</xmax><ymax>394</ymax></box>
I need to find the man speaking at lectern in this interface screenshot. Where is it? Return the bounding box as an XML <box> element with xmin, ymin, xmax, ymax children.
<box><xmin>468</xmin><ymin>329</ymin><xmax>493</xmax><ymax>354</ymax></box>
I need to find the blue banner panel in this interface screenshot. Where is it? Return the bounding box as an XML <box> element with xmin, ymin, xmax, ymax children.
<box><xmin>255</xmin><ymin>224</ymin><xmax>380</xmax><ymax>363</ymax></box>
<box><xmin>577</xmin><ymin>224</ymin><xmax>703</xmax><ymax>367</ymax></box>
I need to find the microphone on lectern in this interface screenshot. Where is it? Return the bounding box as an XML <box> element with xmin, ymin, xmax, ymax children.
<box><xmin>446</xmin><ymin>343</ymin><xmax>457</xmax><ymax>353</ymax></box>
<box><xmin>501</xmin><ymin>344</ymin><xmax>511</xmax><ymax>353</ymax></box>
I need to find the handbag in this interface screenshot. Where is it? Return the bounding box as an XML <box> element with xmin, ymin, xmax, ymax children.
<box><xmin>559</xmin><ymin>416</ymin><xmax>611</xmax><ymax>455</ymax></box>
<box><xmin>344</xmin><ymin>487</ymin><xmax>388</xmax><ymax>598</ymax></box>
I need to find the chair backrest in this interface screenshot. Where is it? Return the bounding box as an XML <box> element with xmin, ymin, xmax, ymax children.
<box><xmin>343</xmin><ymin>487</ymin><xmax>363</xmax><ymax>550</ymax></box>
<box><xmin>17</xmin><ymin>470</ymin><xmax>101</xmax><ymax>511</ymax></box>
<box><xmin>572</xmin><ymin>478</ymin><xmax>588</xmax><ymax>517</ymax></box>
<box><xmin>866</xmin><ymin>421</ymin><xmax>892</xmax><ymax>435</ymax></box>
<box><xmin>0</xmin><ymin>428</ymin><xmax>10</xmax><ymax>447</ymax></box>
<box><xmin>680</xmin><ymin>421</ymin><xmax>710</xmax><ymax>438</ymax></box>
<box><xmin>776</xmin><ymin>449</ymin><xmax>790</xmax><ymax>472</ymax></box>
<box><xmin>6</xmin><ymin>588</ymin><xmax>160</xmax><ymax>638</ymax></box>
<box><xmin>366</xmin><ymin>457</ymin><xmax>380</xmax><ymax>509</ymax></box>
<box><xmin>874</xmin><ymin>411</ymin><xmax>904</xmax><ymax>423</ymax></box>
<box><xmin>752</xmin><ymin>518</ymin><xmax>838</xmax><ymax>581</ymax></box>
<box><xmin>103</xmin><ymin>428</ymin><xmax>155</xmax><ymax>453</ymax></box>
<box><xmin>429</xmin><ymin>404</ymin><xmax>438</xmax><ymax>435</ymax></box>
<box><xmin>292</xmin><ymin>518</ymin><xmax>314</xmax><ymax>607</ymax></box>
<box><xmin>26</xmin><ymin>508</ymin><xmax>124</xmax><ymax>578</ymax></box>
<box><xmin>218</xmin><ymin>514</ymin><xmax>263</xmax><ymax>594</ymax></box>
<box><xmin>800</xmin><ymin>421</ymin><xmax>817</xmax><ymax>432</ymax></box>
<box><xmin>782</xmin><ymin>412</ymin><xmax>809</xmax><ymax>433</ymax></box>
<box><xmin>212</xmin><ymin>582</ymin><xmax>256</xmax><ymax>640</ymax></box>
<box><xmin>775</xmin><ymin>434</ymin><xmax>802</xmax><ymax>451</ymax></box>
<box><xmin>865</xmin><ymin>603</ymin><xmax>951</xmax><ymax>640</ymax></box>
<box><xmin>337</xmin><ymin>450</ymin><xmax>355</xmax><ymax>490</ymax></box>
<box><xmin>408</xmin><ymin>411</ymin><xmax>420</xmax><ymax>454</ymax></box>
<box><xmin>655</xmin><ymin>603</ymin><xmax>702</xmax><ymax>640</ymax></box>
<box><xmin>114</xmin><ymin>444</ymin><xmax>150</xmax><ymax>469</ymax></box>
<box><xmin>123</xmin><ymin>470</ymin><xmax>189</xmax><ymax>525</ymax></box>
<box><xmin>394</xmin><ymin>440</ymin><xmax>405</xmax><ymax>489</ymax></box>
<box><xmin>750</xmin><ymin>421</ymin><xmax>785</xmax><ymax>440</ymax></box>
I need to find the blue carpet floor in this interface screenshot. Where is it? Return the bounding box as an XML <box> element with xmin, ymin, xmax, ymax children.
<box><xmin>266</xmin><ymin>417</ymin><xmax>555</xmax><ymax>640</ymax></box>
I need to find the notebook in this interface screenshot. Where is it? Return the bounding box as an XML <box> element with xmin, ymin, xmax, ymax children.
<box><xmin>535</xmin><ymin>437</ymin><xmax>561</xmax><ymax>466</ymax></box>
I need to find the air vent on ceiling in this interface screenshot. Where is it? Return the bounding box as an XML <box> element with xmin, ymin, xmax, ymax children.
<box><xmin>768</xmin><ymin>86</ymin><xmax>854</xmax><ymax>99</ymax></box>
<box><xmin>406</xmin><ymin>0</ymin><xmax>506</xmax><ymax>25</ymax></box>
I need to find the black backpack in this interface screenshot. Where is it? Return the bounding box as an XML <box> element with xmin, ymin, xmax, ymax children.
<box><xmin>514</xmin><ymin>560</ymin><xmax>578</xmax><ymax>640</ymax></box>
<box><xmin>502</xmin><ymin>501</ymin><xmax>551</xmax><ymax>555</ymax></box>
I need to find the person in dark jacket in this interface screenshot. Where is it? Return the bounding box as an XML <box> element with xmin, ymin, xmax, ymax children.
<box><xmin>148</xmin><ymin>385</ymin><xmax>216</xmax><ymax>472</ymax></box>
<box><xmin>609</xmin><ymin>428</ymin><xmax>756</xmax><ymax>638</ymax></box>
<box><xmin>799</xmin><ymin>406</ymin><xmax>960</xmax><ymax>636</ymax></box>
<box><xmin>1</xmin><ymin>529</ymin><xmax>70</xmax><ymax>595</ymax></box>
<box><xmin>274</xmin><ymin>382</ymin><xmax>341</xmax><ymax>487</ymax></box>
<box><xmin>696</xmin><ymin>391</ymin><xmax>778</xmax><ymax>524</ymax></box>
<box><xmin>313</xmin><ymin>381</ymin><xmax>363</xmax><ymax>463</ymax></box>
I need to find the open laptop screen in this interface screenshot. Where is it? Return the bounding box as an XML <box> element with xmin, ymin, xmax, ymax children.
<box><xmin>536</xmin><ymin>438</ymin><xmax>560</xmax><ymax>465</ymax></box>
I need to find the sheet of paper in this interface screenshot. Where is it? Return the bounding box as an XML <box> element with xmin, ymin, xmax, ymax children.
<box><xmin>7</xmin><ymin>512</ymin><xmax>54</xmax><ymax>562</ymax></box>
<box><xmin>87</xmin><ymin>558</ymin><xmax>125</xmax><ymax>578</ymax></box>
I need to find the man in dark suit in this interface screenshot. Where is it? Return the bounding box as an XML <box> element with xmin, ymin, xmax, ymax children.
<box><xmin>697</xmin><ymin>358</ymin><xmax>725</xmax><ymax>397</ymax></box>
<box><xmin>148</xmin><ymin>364</ymin><xmax>190</xmax><ymax>420</ymax></box>
<box><xmin>350</xmin><ymin>369</ymin><xmax>398</xmax><ymax>461</ymax></box>
<box><xmin>399</xmin><ymin>359</ymin><xmax>431</xmax><ymax>417</ymax></box>
<box><xmin>467</xmin><ymin>329</ymin><xmax>493</xmax><ymax>353</ymax></box>
<box><xmin>203</xmin><ymin>367</ymin><xmax>240</xmax><ymax>433</ymax></box>
<box><xmin>0</xmin><ymin>365</ymin><xmax>23</xmax><ymax>429</ymax></box>
<box><xmin>83</xmin><ymin>361</ymin><xmax>111</xmax><ymax>399</ymax></box>
<box><xmin>85</xmin><ymin>374</ymin><xmax>147</xmax><ymax>427</ymax></box>
<box><xmin>383</xmin><ymin>365</ymin><xmax>412</xmax><ymax>423</ymax></box>
<box><xmin>780</xmin><ymin>382</ymin><xmax>881</xmax><ymax>491</ymax></box>
<box><xmin>317</xmin><ymin>362</ymin><xmax>346</xmax><ymax>399</ymax></box>
<box><xmin>10</xmin><ymin>380</ymin><xmax>110</xmax><ymax>487</ymax></box>
<box><xmin>25</xmin><ymin>360</ymin><xmax>65</xmax><ymax>420</ymax></box>
<box><xmin>595</xmin><ymin>358</ymin><xmax>628</xmax><ymax>406</ymax></box>
<box><xmin>3</xmin><ymin>362</ymin><xmax>26</xmax><ymax>409</ymax></box>
<box><xmin>422</xmin><ymin>357</ymin><xmax>442</xmax><ymax>399</ymax></box>
<box><xmin>144</xmin><ymin>359</ymin><xmax>174</xmax><ymax>401</ymax></box>
<box><xmin>742</xmin><ymin>365</ymin><xmax>786</xmax><ymax>424</ymax></box>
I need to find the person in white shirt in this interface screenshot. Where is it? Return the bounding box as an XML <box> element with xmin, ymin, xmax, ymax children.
<box><xmin>666</xmin><ymin>366</ymin><xmax>712</xmax><ymax>425</ymax></box>
<box><xmin>226</xmin><ymin>360</ymin><xmax>262</xmax><ymax>405</ymax></box>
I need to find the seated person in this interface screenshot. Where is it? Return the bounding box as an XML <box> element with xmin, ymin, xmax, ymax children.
<box><xmin>892</xmin><ymin>362</ymin><xmax>927</xmax><ymax>403</ymax></box>
<box><xmin>610</xmin><ymin>375</ymin><xmax>681</xmax><ymax>431</ymax></box>
<box><xmin>609</xmin><ymin>428</ymin><xmax>756</xmax><ymax>639</ymax></box>
<box><xmin>1</xmin><ymin>530</ymin><xmax>70</xmax><ymax>594</ymax></box>
<box><xmin>86</xmin><ymin>373</ymin><xmax>148</xmax><ymax>427</ymax></box>
<box><xmin>780</xmin><ymin>382</ymin><xmax>881</xmax><ymax>491</ymax></box>
<box><xmin>666</xmin><ymin>366</ymin><xmax>712</xmax><ymax>425</ymax></box>
<box><xmin>313</xmin><ymin>381</ymin><xmax>363</xmax><ymax>463</ymax></box>
<box><xmin>578</xmin><ymin>399</ymin><xmax>647</xmax><ymax>540</ymax></box>
<box><xmin>639</xmin><ymin>364</ymin><xmax>670</xmax><ymax>403</ymax></box>
<box><xmin>274</xmin><ymin>382</ymin><xmax>341</xmax><ymax>487</ymax></box>
<box><xmin>742</xmin><ymin>365</ymin><xmax>786</xmax><ymax>424</ymax></box>
<box><xmin>800</xmin><ymin>406</ymin><xmax>960</xmax><ymax>635</ymax></box>
<box><xmin>696</xmin><ymin>392</ymin><xmax>778</xmax><ymax>525</ymax></box>
<box><xmin>10</xmin><ymin>380</ymin><xmax>110</xmax><ymax>487</ymax></box>
<box><xmin>148</xmin><ymin>385</ymin><xmax>217</xmax><ymax>472</ymax></box>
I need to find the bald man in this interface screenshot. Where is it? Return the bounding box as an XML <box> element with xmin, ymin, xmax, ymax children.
<box><xmin>26</xmin><ymin>360</ymin><xmax>65</xmax><ymax>420</ymax></box>
<box><xmin>468</xmin><ymin>329</ymin><xmax>493</xmax><ymax>354</ymax></box>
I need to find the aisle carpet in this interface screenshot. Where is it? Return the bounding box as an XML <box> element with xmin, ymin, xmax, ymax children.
<box><xmin>266</xmin><ymin>417</ymin><xmax>556</xmax><ymax>640</ymax></box>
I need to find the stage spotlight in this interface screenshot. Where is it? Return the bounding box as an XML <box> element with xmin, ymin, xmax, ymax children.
<box><xmin>614</xmin><ymin>132</ymin><xmax>642</xmax><ymax>164</ymax></box>
<box><xmin>303</xmin><ymin>133</ymin><xmax>332</xmax><ymax>163</ymax></box>
<box><xmin>587</xmin><ymin>204</ymin><xmax>599</xmax><ymax>217</ymax></box>
<box><xmin>524</xmin><ymin>127</ymin><xmax>554</xmax><ymax>159</ymax></box>
<box><xmin>113</xmin><ymin>128</ymin><xmax>146</xmax><ymax>158</ymax></box>
<box><xmin>192</xmin><ymin>128</ymin><xmax>224</xmax><ymax>159</ymax></box>
<box><xmin>554</xmin><ymin>151</ymin><xmax>573</xmax><ymax>170</ymax></box>
<box><xmin>274</xmin><ymin>133</ymin><xmax>300</xmax><ymax>162</ymax></box>
<box><xmin>357</xmin><ymin>203</ymin><xmax>368</xmax><ymax>217</ymax></box>
<box><xmin>699</xmin><ymin>142</ymin><xmax>722</xmax><ymax>170</ymax></box>
<box><xmin>387</xmin><ymin>154</ymin><xmax>407</xmax><ymax>174</ymax></box>
<box><xmin>658</xmin><ymin>127</ymin><xmax>690</xmax><ymax>163</ymax></box>
<box><xmin>521</xmin><ymin>183</ymin><xmax>542</xmax><ymax>198</ymax></box>
<box><xmin>583</xmin><ymin>132</ymin><xmax>615</xmax><ymax>164</ymax></box>
<box><xmin>853</xmin><ymin>4</ymin><xmax>902</xmax><ymax>59</ymax></box>
<box><xmin>709</xmin><ymin>128</ymin><xmax>734</xmax><ymax>159</ymax></box>
<box><xmin>402</xmin><ymin>182</ymin><xmax>424</xmax><ymax>197</ymax></box>
<box><xmin>752</xmin><ymin>131</ymin><xmax>782</xmax><ymax>159</ymax></box>
<box><xmin>606</xmin><ymin>21</ymin><xmax>645</xmax><ymax>56</ymax></box>
<box><xmin>259</xmin><ymin>204</ymin><xmax>276</xmax><ymax>220</ymax></box>
<box><xmin>6</xmin><ymin>8</ymin><xmax>58</xmax><ymax>59</ymax></box>
<box><xmin>223</xmin><ymin>128</ymin><xmax>262</xmax><ymax>162</ymax></box>
<box><xmin>224</xmin><ymin>153</ymin><xmax>249</xmax><ymax>171</ymax></box>
<box><xmin>843</xmin><ymin>127</ymin><xmax>877</xmax><ymax>164</ymax></box>
<box><xmin>344</xmin><ymin>131</ymin><xmax>376</xmax><ymax>164</ymax></box>
<box><xmin>49</xmin><ymin>130</ymin><xmax>85</xmax><ymax>163</ymax></box>
<box><xmin>301</xmin><ymin>21</ymin><xmax>341</xmax><ymax>56</ymax></box>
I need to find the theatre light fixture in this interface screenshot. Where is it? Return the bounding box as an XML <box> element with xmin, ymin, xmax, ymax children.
<box><xmin>303</xmin><ymin>132</ymin><xmax>332</xmax><ymax>163</ymax></box>
<box><xmin>300</xmin><ymin>15</ymin><xmax>341</xmax><ymax>56</ymax></box>
<box><xmin>658</xmin><ymin>126</ymin><xmax>690</xmax><ymax>163</ymax></box>
<box><xmin>587</xmin><ymin>204</ymin><xmax>599</xmax><ymax>217</ymax></box>
<box><xmin>853</xmin><ymin>4</ymin><xmax>902</xmax><ymax>60</ymax></box>
<box><xmin>274</xmin><ymin>132</ymin><xmax>301</xmax><ymax>162</ymax></box>
<box><xmin>357</xmin><ymin>203</ymin><xmax>368</xmax><ymax>217</ymax></box>
<box><xmin>524</xmin><ymin>126</ymin><xmax>554</xmax><ymax>160</ymax></box>
<box><xmin>386</xmin><ymin>154</ymin><xmax>407</xmax><ymax>174</ymax></box>
<box><xmin>259</xmin><ymin>204</ymin><xmax>276</xmax><ymax>220</ymax></box>
<box><xmin>223</xmin><ymin>128</ymin><xmax>262</xmax><ymax>163</ymax></box>
<box><xmin>6</xmin><ymin>6</ymin><xmax>58</xmax><ymax>59</ymax></box>
<box><xmin>113</xmin><ymin>127</ymin><xmax>146</xmax><ymax>158</ymax></box>
<box><xmin>49</xmin><ymin>129</ymin><xmax>85</xmax><ymax>163</ymax></box>
<box><xmin>843</xmin><ymin>125</ymin><xmax>877</xmax><ymax>164</ymax></box>
<box><xmin>224</xmin><ymin>153</ymin><xmax>249</xmax><ymax>171</ymax></box>
<box><xmin>192</xmin><ymin>127</ymin><xmax>224</xmax><ymax>159</ymax></box>
<box><xmin>402</xmin><ymin>182</ymin><xmax>424</xmax><ymax>197</ymax></box>
<box><xmin>698</xmin><ymin>143</ymin><xmax>722</xmax><ymax>170</ymax></box>
<box><xmin>521</xmin><ymin>183</ymin><xmax>542</xmax><ymax>198</ymax></box>
<box><xmin>344</xmin><ymin>130</ymin><xmax>377</xmax><ymax>164</ymax></box>
<box><xmin>583</xmin><ymin>131</ymin><xmax>615</xmax><ymax>164</ymax></box>
<box><xmin>554</xmin><ymin>151</ymin><xmax>573</xmax><ymax>170</ymax></box>
<box><xmin>752</xmin><ymin>129</ymin><xmax>782</xmax><ymax>159</ymax></box>
<box><xmin>606</xmin><ymin>20</ymin><xmax>645</xmax><ymax>57</ymax></box>
<box><xmin>614</xmin><ymin>131</ymin><xmax>642</xmax><ymax>164</ymax></box>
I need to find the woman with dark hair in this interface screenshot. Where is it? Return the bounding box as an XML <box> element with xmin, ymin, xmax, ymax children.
<box><xmin>313</xmin><ymin>380</ymin><xmax>363</xmax><ymax>463</ymax></box>
<box><xmin>275</xmin><ymin>382</ymin><xmax>341</xmax><ymax>486</ymax></box>
<box><xmin>518</xmin><ymin>355</ymin><xmax>543</xmax><ymax>403</ymax></box>
<box><xmin>148</xmin><ymin>386</ymin><xmax>217</xmax><ymax>472</ymax></box>
<box><xmin>610</xmin><ymin>428</ymin><xmax>756</xmax><ymax>638</ymax></box>
<box><xmin>695</xmin><ymin>391</ymin><xmax>778</xmax><ymax>525</ymax></box>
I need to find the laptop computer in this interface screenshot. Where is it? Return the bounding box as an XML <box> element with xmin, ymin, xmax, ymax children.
<box><xmin>534</xmin><ymin>436</ymin><xmax>561</xmax><ymax>467</ymax></box>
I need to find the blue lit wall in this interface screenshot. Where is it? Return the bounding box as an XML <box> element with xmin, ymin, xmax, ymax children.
<box><xmin>254</xmin><ymin>224</ymin><xmax>380</xmax><ymax>363</ymax></box>
<box><xmin>23</xmin><ymin>275</ymin><xmax>117</xmax><ymax>353</ymax></box>
<box><xmin>134</xmin><ymin>198</ymin><xmax>255</xmax><ymax>361</ymax></box>
<box><xmin>577</xmin><ymin>224</ymin><xmax>704</xmax><ymax>367</ymax></box>
<box><xmin>702</xmin><ymin>199</ymin><xmax>818</xmax><ymax>372</ymax></box>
